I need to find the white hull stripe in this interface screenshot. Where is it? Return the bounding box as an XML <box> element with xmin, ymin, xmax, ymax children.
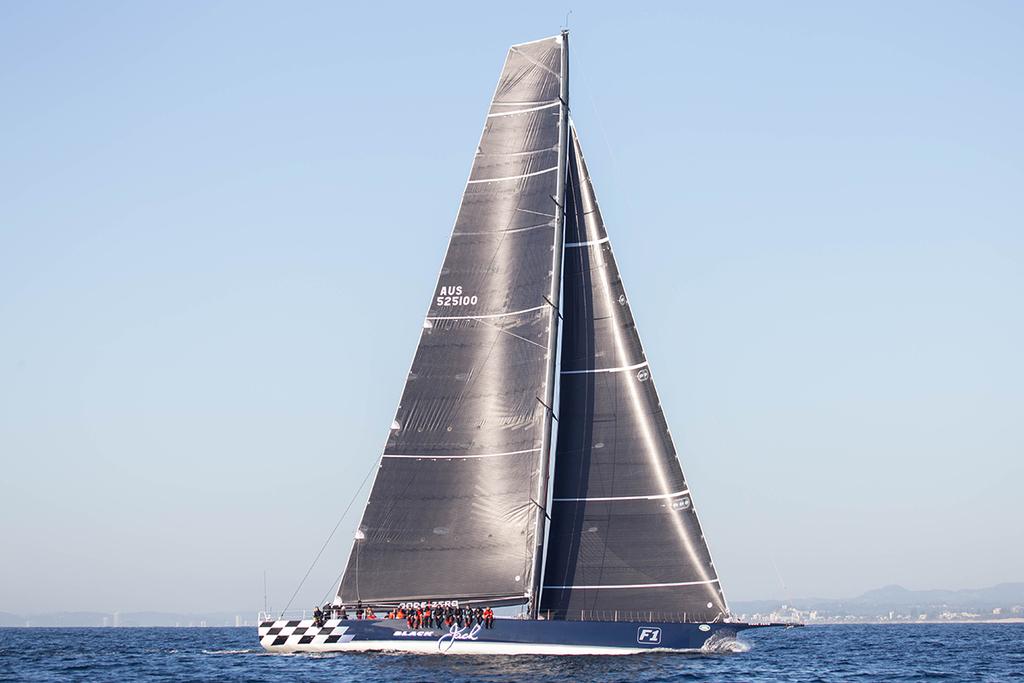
<box><xmin>544</xmin><ymin>578</ymin><xmax>720</xmax><ymax>590</ymax></box>
<box><xmin>487</xmin><ymin>102</ymin><xmax>559</xmax><ymax>117</ymax></box>
<box><xmin>467</xmin><ymin>166</ymin><xmax>558</xmax><ymax>184</ymax></box>
<box><xmin>384</xmin><ymin>447</ymin><xmax>540</xmax><ymax>460</ymax></box>
<box><xmin>561</xmin><ymin>361</ymin><xmax>648</xmax><ymax>375</ymax></box>
<box><xmin>565</xmin><ymin>236</ymin><xmax>609</xmax><ymax>248</ymax></box>
<box><xmin>427</xmin><ymin>304</ymin><xmax>546</xmax><ymax>321</ymax></box>
<box><xmin>553</xmin><ymin>489</ymin><xmax>689</xmax><ymax>503</ymax></box>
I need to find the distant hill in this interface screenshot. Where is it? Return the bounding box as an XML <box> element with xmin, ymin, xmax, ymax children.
<box><xmin>0</xmin><ymin>612</ymin><xmax>24</xmax><ymax>627</ymax></box>
<box><xmin>731</xmin><ymin>583</ymin><xmax>1024</xmax><ymax>619</ymax></box>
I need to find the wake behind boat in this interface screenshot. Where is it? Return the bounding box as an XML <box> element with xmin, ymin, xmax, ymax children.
<box><xmin>260</xmin><ymin>30</ymin><xmax>787</xmax><ymax>655</ymax></box>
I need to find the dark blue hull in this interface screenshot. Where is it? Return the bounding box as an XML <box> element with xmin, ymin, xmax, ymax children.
<box><xmin>259</xmin><ymin>617</ymin><xmax>763</xmax><ymax>655</ymax></box>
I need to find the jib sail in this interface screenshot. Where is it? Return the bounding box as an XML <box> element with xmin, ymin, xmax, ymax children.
<box><xmin>337</xmin><ymin>34</ymin><xmax>569</xmax><ymax>607</ymax></box>
<box><xmin>539</xmin><ymin>127</ymin><xmax>730</xmax><ymax>622</ymax></box>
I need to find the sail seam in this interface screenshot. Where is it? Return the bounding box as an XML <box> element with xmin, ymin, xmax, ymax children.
<box><xmin>564</xmin><ymin>236</ymin><xmax>609</xmax><ymax>248</ymax></box>
<box><xmin>543</xmin><ymin>579</ymin><xmax>720</xmax><ymax>590</ymax></box>
<box><xmin>383</xmin><ymin>448</ymin><xmax>540</xmax><ymax>460</ymax></box>
<box><xmin>426</xmin><ymin>304</ymin><xmax>547</xmax><ymax>321</ymax></box>
<box><xmin>486</xmin><ymin>102</ymin><xmax>559</xmax><ymax>118</ymax></box>
<box><xmin>467</xmin><ymin>166</ymin><xmax>559</xmax><ymax>184</ymax></box>
<box><xmin>552</xmin><ymin>488</ymin><xmax>689</xmax><ymax>502</ymax></box>
<box><xmin>560</xmin><ymin>361</ymin><xmax>648</xmax><ymax>375</ymax></box>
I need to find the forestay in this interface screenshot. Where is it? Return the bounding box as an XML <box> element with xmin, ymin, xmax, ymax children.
<box><xmin>337</xmin><ymin>35</ymin><xmax>568</xmax><ymax>607</ymax></box>
<box><xmin>539</xmin><ymin>128</ymin><xmax>730</xmax><ymax>622</ymax></box>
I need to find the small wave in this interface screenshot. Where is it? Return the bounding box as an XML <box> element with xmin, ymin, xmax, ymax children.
<box><xmin>701</xmin><ymin>633</ymin><xmax>751</xmax><ymax>654</ymax></box>
<box><xmin>203</xmin><ymin>649</ymin><xmax>260</xmax><ymax>655</ymax></box>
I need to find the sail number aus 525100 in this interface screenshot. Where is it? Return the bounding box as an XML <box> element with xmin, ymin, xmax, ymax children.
<box><xmin>436</xmin><ymin>285</ymin><xmax>477</xmax><ymax>307</ymax></box>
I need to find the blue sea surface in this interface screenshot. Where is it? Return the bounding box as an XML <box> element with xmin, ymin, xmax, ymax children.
<box><xmin>1</xmin><ymin>624</ymin><xmax>1022</xmax><ymax>681</ymax></box>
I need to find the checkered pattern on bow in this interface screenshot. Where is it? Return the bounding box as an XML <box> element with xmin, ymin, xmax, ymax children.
<box><xmin>258</xmin><ymin>619</ymin><xmax>355</xmax><ymax>648</ymax></box>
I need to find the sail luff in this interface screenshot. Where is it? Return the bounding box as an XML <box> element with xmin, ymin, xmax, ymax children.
<box><xmin>528</xmin><ymin>28</ymin><xmax>570</xmax><ymax>619</ymax></box>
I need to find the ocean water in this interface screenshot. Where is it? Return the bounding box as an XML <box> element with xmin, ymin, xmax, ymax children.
<box><xmin>1</xmin><ymin>624</ymin><xmax>1022</xmax><ymax>681</ymax></box>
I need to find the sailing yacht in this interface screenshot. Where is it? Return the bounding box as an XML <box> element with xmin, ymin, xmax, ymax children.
<box><xmin>259</xmin><ymin>31</ymin><xmax>780</xmax><ymax>655</ymax></box>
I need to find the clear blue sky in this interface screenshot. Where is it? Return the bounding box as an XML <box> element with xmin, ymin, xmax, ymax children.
<box><xmin>2</xmin><ymin>1</ymin><xmax>1021</xmax><ymax>615</ymax></box>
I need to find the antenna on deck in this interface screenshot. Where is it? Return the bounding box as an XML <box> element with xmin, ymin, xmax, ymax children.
<box><xmin>563</xmin><ymin>10</ymin><xmax>572</xmax><ymax>32</ymax></box>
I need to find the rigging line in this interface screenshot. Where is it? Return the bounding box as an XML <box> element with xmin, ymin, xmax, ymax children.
<box><xmin>281</xmin><ymin>452</ymin><xmax>380</xmax><ymax>617</ymax></box>
<box><xmin>571</xmin><ymin>41</ymin><xmax>621</xmax><ymax>194</ymax></box>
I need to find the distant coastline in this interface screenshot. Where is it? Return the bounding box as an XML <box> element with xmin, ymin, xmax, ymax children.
<box><xmin>732</xmin><ymin>582</ymin><xmax>1024</xmax><ymax>625</ymax></box>
<box><xmin>5</xmin><ymin>583</ymin><xmax>1023</xmax><ymax>628</ymax></box>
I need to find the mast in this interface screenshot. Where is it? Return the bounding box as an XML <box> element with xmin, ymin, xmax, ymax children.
<box><xmin>529</xmin><ymin>28</ymin><xmax>569</xmax><ymax>619</ymax></box>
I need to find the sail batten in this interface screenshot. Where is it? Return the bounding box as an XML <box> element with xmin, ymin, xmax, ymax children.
<box><xmin>337</xmin><ymin>35</ymin><xmax>567</xmax><ymax>607</ymax></box>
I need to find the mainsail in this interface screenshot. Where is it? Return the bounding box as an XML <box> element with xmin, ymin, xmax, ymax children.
<box><xmin>337</xmin><ymin>35</ymin><xmax>569</xmax><ymax>607</ymax></box>
<box><xmin>539</xmin><ymin>128</ymin><xmax>730</xmax><ymax>622</ymax></box>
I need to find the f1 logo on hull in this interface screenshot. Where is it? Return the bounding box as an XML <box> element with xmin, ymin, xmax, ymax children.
<box><xmin>637</xmin><ymin>627</ymin><xmax>662</xmax><ymax>644</ymax></box>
